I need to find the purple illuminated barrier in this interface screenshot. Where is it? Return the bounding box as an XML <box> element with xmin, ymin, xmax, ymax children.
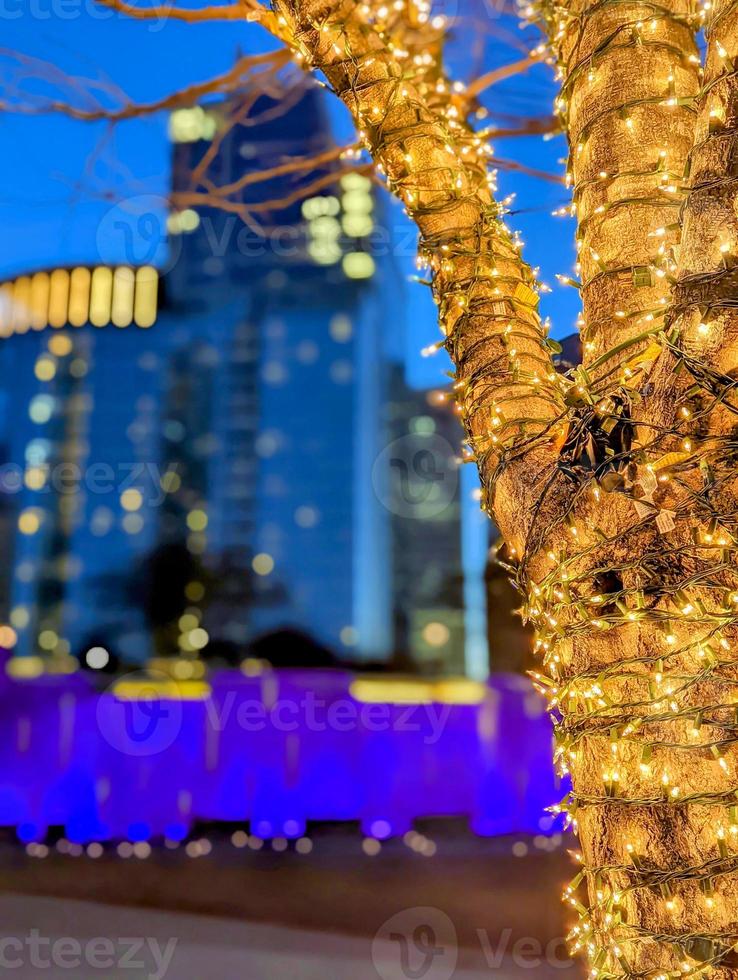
<box><xmin>0</xmin><ymin>669</ymin><xmax>566</xmax><ymax>844</ymax></box>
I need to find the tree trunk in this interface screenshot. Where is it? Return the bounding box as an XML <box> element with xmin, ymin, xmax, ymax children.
<box><xmin>269</xmin><ymin>0</ymin><xmax>738</xmax><ymax>973</ymax></box>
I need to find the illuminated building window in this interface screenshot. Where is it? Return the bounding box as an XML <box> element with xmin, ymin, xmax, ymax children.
<box><xmin>342</xmin><ymin>212</ymin><xmax>373</xmax><ymax>237</ymax></box>
<box><xmin>12</xmin><ymin>276</ymin><xmax>31</xmax><ymax>333</ymax></box>
<box><xmin>310</xmin><ymin>215</ymin><xmax>341</xmax><ymax>239</ymax></box>
<box><xmin>294</xmin><ymin>505</ymin><xmax>319</xmax><ymax>528</ymax></box>
<box><xmin>187</xmin><ymin>533</ymin><xmax>206</xmax><ymax>555</ymax></box>
<box><xmin>112</xmin><ymin>267</ymin><xmax>135</xmax><ymax>328</ymax></box>
<box><xmin>422</xmin><ymin>622</ymin><xmax>451</xmax><ymax>647</ymax></box>
<box><xmin>34</xmin><ymin>355</ymin><xmax>56</xmax><ymax>381</ymax></box>
<box><xmin>262</xmin><ymin>361</ymin><xmax>287</xmax><ymax>385</ymax></box>
<box><xmin>167</xmin><ymin>210</ymin><xmax>200</xmax><ymax>235</ymax></box>
<box><xmin>48</xmin><ymin>269</ymin><xmax>70</xmax><ymax>328</ymax></box>
<box><xmin>38</xmin><ymin>629</ymin><xmax>59</xmax><ymax>652</ymax></box>
<box><xmin>24</xmin><ymin>466</ymin><xmax>48</xmax><ymax>491</ymax></box>
<box><xmin>255</xmin><ymin>431</ymin><xmax>281</xmax><ymax>458</ymax></box>
<box><xmin>25</xmin><ymin>439</ymin><xmax>50</xmax><ymax>465</ymax></box>
<box><xmin>164</xmin><ymin>420</ymin><xmax>185</xmax><ymax>442</ymax></box>
<box><xmin>308</xmin><ymin>240</ymin><xmax>342</xmax><ymax>265</ymax></box>
<box><xmin>301</xmin><ymin>196</ymin><xmax>340</xmax><ymax>220</ymax></box>
<box><xmin>342</xmin><ymin>253</ymin><xmax>375</xmax><ymax>279</ymax></box>
<box><xmin>68</xmin><ymin>267</ymin><xmax>91</xmax><ymax>326</ymax></box>
<box><xmin>252</xmin><ymin>553</ymin><xmax>274</xmax><ymax>576</ymax></box>
<box><xmin>188</xmin><ymin>628</ymin><xmax>209</xmax><ymax>651</ymax></box>
<box><xmin>179</xmin><ymin>612</ymin><xmax>199</xmax><ymax>631</ymax></box>
<box><xmin>185</xmin><ymin>581</ymin><xmax>205</xmax><ymax>602</ymax></box>
<box><xmin>120</xmin><ymin>488</ymin><xmax>143</xmax><ymax>512</ymax></box>
<box><xmin>340</xmin><ymin>173</ymin><xmax>371</xmax><ymax>192</ymax></box>
<box><xmin>340</xmin><ymin>626</ymin><xmax>358</xmax><ymax>646</ymax></box>
<box><xmin>160</xmin><ymin>470</ymin><xmax>181</xmax><ymax>493</ymax></box>
<box><xmin>122</xmin><ymin>513</ymin><xmax>144</xmax><ymax>535</ymax></box>
<box><xmin>186</xmin><ymin>509</ymin><xmax>208</xmax><ymax>532</ymax></box>
<box><xmin>48</xmin><ymin>334</ymin><xmax>72</xmax><ymax>357</ymax></box>
<box><xmin>341</xmin><ymin>190</ymin><xmax>373</xmax><ymax>214</ymax></box>
<box><xmin>329</xmin><ymin>314</ymin><xmax>353</xmax><ymax>342</ymax></box>
<box><xmin>18</xmin><ymin>509</ymin><xmax>42</xmax><ymax>536</ymax></box>
<box><xmin>16</xmin><ymin>561</ymin><xmax>35</xmax><ymax>582</ymax></box>
<box><xmin>168</xmin><ymin>106</ymin><xmax>218</xmax><ymax>143</ymax></box>
<box><xmin>28</xmin><ymin>394</ymin><xmax>55</xmax><ymax>424</ymax></box>
<box><xmin>90</xmin><ymin>267</ymin><xmax>113</xmax><ymax>327</ymax></box>
<box><xmin>6</xmin><ymin>657</ymin><xmax>43</xmax><ymax>679</ymax></box>
<box><xmin>10</xmin><ymin>606</ymin><xmax>29</xmax><ymax>629</ymax></box>
<box><xmin>29</xmin><ymin>272</ymin><xmax>50</xmax><ymax>331</ymax></box>
<box><xmin>90</xmin><ymin>507</ymin><xmax>114</xmax><ymax>536</ymax></box>
<box><xmin>134</xmin><ymin>267</ymin><xmax>158</xmax><ymax>328</ymax></box>
<box><xmin>0</xmin><ymin>283</ymin><xmax>13</xmax><ymax>337</ymax></box>
<box><xmin>410</xmin><ymin>415</ymin><xmax>436</xmax><ymax>436</ymax></box>
<box><xmin>69</xmin><ymin>359</ymin><xmax>87</xmax><ymax>378</ymax></box>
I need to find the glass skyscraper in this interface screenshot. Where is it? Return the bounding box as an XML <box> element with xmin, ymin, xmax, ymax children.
<box><xmin>0</xmin><ymin>85</ymin><xmax>482</xmax><ymax>676</ymax></box>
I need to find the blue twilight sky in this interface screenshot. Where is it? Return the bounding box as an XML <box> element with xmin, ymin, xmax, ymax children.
<box><xmin>0</xmin><ymin>0</ymin><xmax>578</xmax><ymax>385</ymax></box>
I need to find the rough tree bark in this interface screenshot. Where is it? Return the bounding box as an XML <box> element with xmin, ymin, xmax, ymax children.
<box><xmin>264</xmin><ymin>0</ymin><xmax>738</xmax><ymax>975</ymax></box>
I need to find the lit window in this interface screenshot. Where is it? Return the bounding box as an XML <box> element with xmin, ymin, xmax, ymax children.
<box><xmin>341</xmin><ymin>190</ymin><xmax>374</xmax><ymax>214</ymax></box>
<box><xmin>122</xmin><ymin>513</ymin><xmax>144</xmax><ymax>535</ymax></box>
<box><xmin>91</xmin><ymin>507</ymin><xmax>114</xmax><ymax>536</ymax></box>
<box><xmin>10</xmin><ymin>606</ymin><xmax>29</xmax><ymax>629</ymax></box>
<box><xmin>186</xmin><ymin>509</ymin><xmax>208</xmax><ymax>532</ymax></box>
<box><xmin>160</xmin><ymin>470</ymin><xmax>181</xmax><ymax>493</ymax></box>
<box><xmin>120</xmin><ymin>488</ymin><xmax>143</xmax><ymax>512</ymax></box>
<box><xmin>48</xmin><ymin>334</ymin><xmax>72</xmax><ymax>357</ymax></box>
<box><xmin>28</xmin><ymin>395</ymin><xmax>55</xmax><ymax>425</ymax></box>
<box><xmin>168</xmin><ymin>106</ymin><xmax>217</xmax><ymax>143</ymax></box>
<box><xmin>18</xmin><ymin>509</ymin><xmax>42</xmax><ymax>535</ymax></box>
<box><xmin>329</xmin><ymin>314</ymin><xmax>352</xmax><ymax>342</ymax></box>
<box><xmin>25</xmin><ymin>440</ymin><xmax>51</xmax><ymax>466</ymax></box>
<box><xmin>301</xmin><ymin>196</ymin><xmax>340</xmax><ymax>220</ymax></box>
<box><xmin>342</xmin><ymin>212</ymin><xmax>374</xmax><ymax>237</ymax></box>
<box><xmin>422</xmin><ymin>622</ymin><xmax>451</xmax><ymax>647</ymax></box>
<box><xmin>342</xmin><ymin>253</ymin><xmax>375</xmax><ymax>279</ymax></box>
<box><xmin>38</xmin><ymin>629</ymin><xmax>58</xmax><ymax>651</ymax></box>
<box><xmin>410</xmin><ymin>415</ymin><xmax>436</xmax><ymax>436</ymax></box>
<box><xmin>262</xmin><ymin>361</ymin><xmax>287</xmax><ymax>385</ymax></box>
<box><xmin>252</xmin><ymin>553</ymin><xmax>274</xmax><ymax>576</ymax></box>
<box><xmin>294</xmin><ymin>505</ymin><xmax>319</xmax><ymax>528</ymax></box>
<box><xmin>34</xmin><ymin>356</ymin><xmax>56</xmax><ymax>382</ymax></box>
<box><xmin>340</xmin><ymin>174</ymin><xmax>371</xmax><ymax>192</ymax></box>
<box><xmin>89</xmin><ymin>267</ymin><xmax>113</xmax><ymax>327</ymax></box>
<box><xmin>24</xmin><ymin>467</ymin><xmax>48</xmax><ymax>491</ymax></box>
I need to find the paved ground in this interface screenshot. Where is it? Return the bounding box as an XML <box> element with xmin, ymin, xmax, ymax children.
<box><xmin>0</xmin><ymin>821</ymin><xmax>584</xmax><ymax>979</ymax></box>
<box><xmin>0</xmin><ymin>895</ymin><xmax>576</xmax><ymax>979</ymax></box>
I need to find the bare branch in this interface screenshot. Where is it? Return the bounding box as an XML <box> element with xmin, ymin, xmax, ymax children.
<box><xmin>0</xmin><ymin>48</ymin><xmax>290</xmax><ymax>121</ymax></box>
